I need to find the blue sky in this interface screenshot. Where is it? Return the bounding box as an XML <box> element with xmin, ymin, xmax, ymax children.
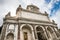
<box><xmin>50</xmin><ymin>0</ymin><xmax>60</xmax><ymax>16</ymax></box>
<box><xmin>0</xmin><ymin>0</ymin><xmax>60</xmax><ymax>28</ymax></box>
<box><xmin>45</xmin><ymin>0</ymin><xmax>51</xmax><ymax>3</ymax></box>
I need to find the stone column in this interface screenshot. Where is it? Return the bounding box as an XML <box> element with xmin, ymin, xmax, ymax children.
<box><xmin>44</xmin><ymin>26</ymin><xmax>49</xmax><ymax>39</ymax></box>
<box><xmin>34</xmin><ymin>29</ymin><xmax>38</xmax><ymax>40</ymax></box>
<box><xmin>18</xmin><ymin>24</ymin><xmax>20</xmax><ymax>40</ymax></box>
<box><xmin>43</xmin><ymin>28</ymin><xmax>48</xmax><ymax>40</ymax></box>
<box><xmin>32</xmin><ymin>30</ymin><xmax>35</xmax><ymax>40</ymax></box>
<box><xmin>14</xmin><ymin>24</ymin><xmax>18</xmax><ymax>40</ymax></box>
<box><xmin>52</xmin><ymin>27</ymin><xmax>57</xmax><ymax>38</ymax></box>
<box><xmin>53</xmin><ymin>27</ymin><xmax>60</xmax><ymax>40</ymax></box>
<box><xmin>33</xmin><ymin>25</ymin><xmax>38</xmax><ymax>40</ymax></box>
<box><xmin>20</xmin><ymin>29</ymin><xmax>23</xmax><ymax>40</ymax></box>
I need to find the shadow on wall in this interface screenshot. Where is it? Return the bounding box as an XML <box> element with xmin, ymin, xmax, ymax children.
<box><xmin>0</xmin><ymin>25</ymin><xmax>3</xmax><ymax>34</ymax></box>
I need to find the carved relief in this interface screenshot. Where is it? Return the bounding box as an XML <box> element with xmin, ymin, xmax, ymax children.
<box><xmin>7</xmin><ymin>24</ymin><xmax>15</xmax><ymax>32</ymax></box>
<box><xmin>9</xmin><ymin>24</ymin><xmax>14</xmax><ymax>30</ymax></box>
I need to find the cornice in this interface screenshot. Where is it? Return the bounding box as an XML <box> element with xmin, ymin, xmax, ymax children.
<box><xmin>3</xmin><ymin>16</ymin><xmax>18</xmax><ymax>21</ymax></box>
<box><xmin>16</xmin><ymin>7</ymin><xmax>48</xmax><ymax>16</ymax></box>
<box><xmin>4</xmin><ymin>20</ymin><xmax>57</xmax><ymax>27</ymax></box>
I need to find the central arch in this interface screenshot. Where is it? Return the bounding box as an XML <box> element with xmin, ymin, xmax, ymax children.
<box><xmin>20</xmin><ymin>24</ymin><xmax>35</xmax><ymax>40</ymax></box>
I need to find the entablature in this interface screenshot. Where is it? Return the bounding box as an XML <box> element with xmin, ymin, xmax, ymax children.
<box><xmin>3</xmin><ymin>18</ymin><xmax>57</xmax><ymax>27</ymax></box>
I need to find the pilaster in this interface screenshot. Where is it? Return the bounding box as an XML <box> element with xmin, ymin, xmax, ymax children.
<box><xmin>0</xmin><ymin>24</ymin><xmax>7</xmax><ymax>40</ymax></box>
<box><xmin>43</xmin><ymin>27</ymin><xmax>48</xmax><ymax>40</ymax></box>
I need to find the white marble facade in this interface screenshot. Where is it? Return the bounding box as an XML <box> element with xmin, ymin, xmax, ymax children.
<box><xmin>0</xmin><ymin>5</ymin><xmax>60</xmax><ymax>40</ymax></box>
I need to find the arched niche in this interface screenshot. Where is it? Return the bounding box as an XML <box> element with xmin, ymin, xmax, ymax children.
<box><xmin>6</xmin><ymin>33</ymin><xmax>14</xmax><ymax>40</ymax></box>
<box><xmin>47</xmin><ymin>26</ymin><xmax>55</xmax><ymax>40</ymax></box>
<box><xmin>22</xmin><ymin>25</ymin><xmax>32</xmax><ymax>33</ymax></box>
<box><xmin>20</xmin><ymin>24</ymin><xmax>34</xmax><ymax>40</ymax></box>
<box><xmin>36</xmin><ymin>26</ymin><xmax>47</xmax><ymax>40</ymax></box>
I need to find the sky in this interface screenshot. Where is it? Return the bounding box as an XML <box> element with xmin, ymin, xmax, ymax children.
<box><xmin>0</xmin><ymin>0</ymin><xmax>60</xmax><ymax>28</ymax></box>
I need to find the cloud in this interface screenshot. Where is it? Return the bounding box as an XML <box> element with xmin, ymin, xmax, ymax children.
<box><xmin>50</xmin><ymin>0</ymin><xmax>60</xmax><ymax>16</ymax></box>
<box><xmin>0</xmin><ymin>0</ymin><xmax>60</xmax><ymax>28</ymax></box>
<box><xmin>0</xmin><ymin>0</ymin><xmax>20</xmax><ymax>26</ymax></box>
<box><xmin>45</xmin><ymin>0</ymin><xmax>51</xmax><ymax>3</ymax></box>
<box><xmin>45</xmin><ymin>0</ymin><xmax>60</xmax><ymax>28</ymax></box>
<box><xmin>0</xmin><ymin>0</ymin><xmax>4</xmax><ymax>4</ymax></box>
<box><xmin>50</xmin><ymin>9</ymin><xmax>60</xmax><ymax>28</ymax></box>
<box><xmin>17</xmin><ymin>0</ymin><xmax>60</xmax><ymax>29</ymax></box>
<box><xmin>55</xmin><ymin>10</ymin><xmax>60</xmax><ymax>28</ymax></box>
